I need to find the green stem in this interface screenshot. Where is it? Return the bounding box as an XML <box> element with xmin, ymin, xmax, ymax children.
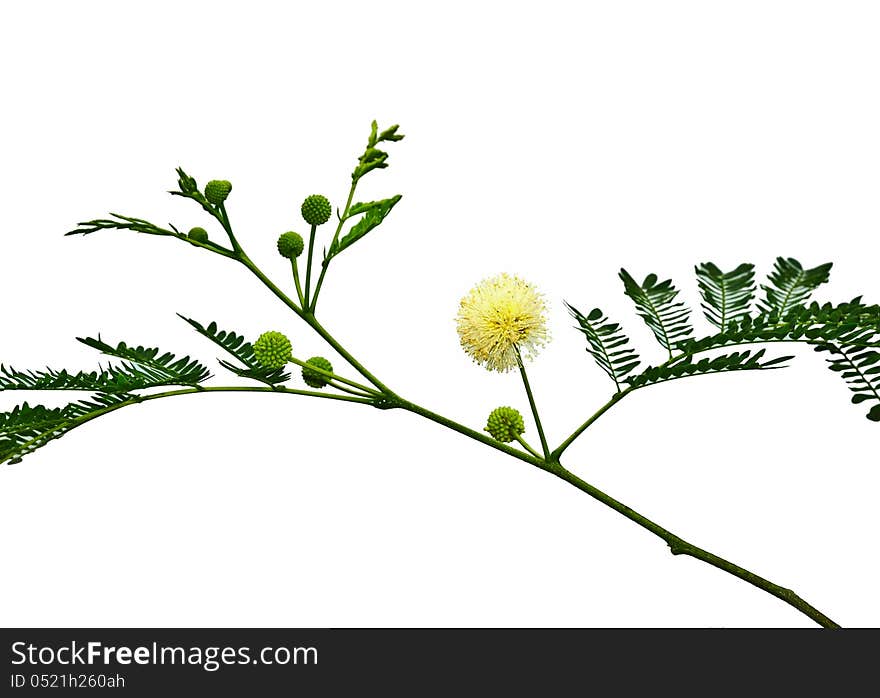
<box><xmin>217</xmin><ymin>203</ymin><xmax>242</xmax><ymax>254</ymax></box>
<box><xmin>303</xmin><ymin>224</ymin><xmax>317</xmax><ymax>306</ymax></box>
<box><xmin>513</xmin><ymin>433</ymin><xmax>543</xmax><ymax>460</ymax></box>
<box><xmin>287</xmin><ymin>356</ymin><xmax>378</xmax><ymax>395</ymax></box>
<box><xmin>328</xmin><ymin>381</ymin><xmax>375</xmax><ymax>398</ymax></box>
<box><xmin>515</xmin><ymin>347</ymin><xmax>550</xmax><ymax>460</ymax></box>
<box><xmin>547</xmin><ymin>462</ymin><xmax>840</xmax><ymax>628</ymax></box>
<box><xmin>397</xmin><ymin>400</ymin><xmax>543</xmax><ymax>466</ymax></box>
<box><xmin>552</xmin><ymin>388</ymin><xmax>631</xmax><ymax>460</ymax></box>
<box><xmin>310</xmin><ymin>179</ymin><xmax>358</xmax><ymax>312</ymax></box>
<box><xmin>291</xmin><ymin>259</ymin><xmax>305</xmax><ymax>307</ymax></box>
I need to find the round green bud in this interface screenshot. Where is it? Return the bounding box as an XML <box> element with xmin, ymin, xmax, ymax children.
<box><xmin>252</xmin><ymin>331</ymin><xmax>292</xmax><ymax>370</ymax></box>
<box><xmin>204</xmin><ymin>179</ymin><xmax>232</xmax><ymax>206</ymax></box>
<box><xmin>485</xmin><ymin>406</ymin><xmax>525</xmax><ymax>443</ymax></box>
<box><xmin>301</xmin><ymin>194</ymin><xmax>332</xmax><ymax>226</ymax></box>
<box><xmin>187</xmin><ymin>226</ymin><xmax>209</xmax><ymax>243</ymax></box>
<box><xmin>277</xmin><ymin>231</ymin><xmax>305</xmax><ymax>259</ymax></box>
<box><xmin>302</xmin><ymin>356</ymin><xmax>334</xmax><ymax>389</ymax></box>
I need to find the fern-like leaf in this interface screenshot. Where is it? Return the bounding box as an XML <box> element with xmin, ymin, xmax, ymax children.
<box><xmin>677</xmin><ymin>299</ymin><xmax>880</xmax><ymax>356</ymax></box>
<box><xmin>76</xmin><ymin>336</ymin><xmax>211</xmax><ymax>386</ymax></box>
<box><xmin>0</xmin><ymin>363</ymin><xmax>206</xmax><ymax>393</ymax></box>
<box><xmin>566</xmin><ymin>303</ymin><xmax>640</xmax><ymax>391</ymax></box>
<box><xmin>65</xmin><ymin>213</ymin><xmax>179</xmax><ymax>238</ymax></box>
<box><xmin>627</xmin><ymin>349</ymin><xmax>792</xmax><ymax>389</ymax></box>
<box><xmin>620</xmin><ymin>269</ymin><xmax>694</xmax><ymax>357</ymax></box>
<box><xmin>0</xmin><ymin>393</ymin><xmax>135</xmax><ymax>465</ymax></box>
<box><xmin>815</xmin><ymin>331</ymin><xmax>880</xmax><ymax>421</ymax></box>
<box><xmin>695</xmin><ymin>262</ymin><xmax>756</xmax><ymax>329</ymax></box>
<box><xmin>759</xmin><ymin>257</ymin><xmax>832</xmax><ymax>317</ymax></box>
<box><xmin>178</xmin><ymin>316</ymin><xmax>290</xmax><ymax>386</ymax></box>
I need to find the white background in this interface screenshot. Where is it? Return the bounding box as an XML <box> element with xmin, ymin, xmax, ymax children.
<box><xmin>1</xmin><ymin>1</ymin><xmax>878</xmax><ymax>627</ymax></box>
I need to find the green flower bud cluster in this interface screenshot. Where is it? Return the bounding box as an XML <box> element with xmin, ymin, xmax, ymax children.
<box><xmin>277</xmin><ymin>231</ymin><xmax>304</xmax><ymax>259</ymax></box>
<box><xmin>302</xmin><ymin>356</ymin><xmax>334</xmax><ymax>388</ymax></box>
<box><xmin>205</xmin><ymin>179</ymin><xmax>232</xmax><ymax>206</ymax></box>
<box><xmin>253</xmin><ymin>331</ymin><xmax>292</xmax><ymax>370</ymax></box>
<box><xmin>187</xmin><ymin>226</ymin><xmax>209</xmax><ymax>243</ymax></box>
<box><xmin>484</xmin><ymin>406</ymin><xmax>525</xmax><ymax>443</ymax></box>
<box><xmin>301</xmin><ymin>194</ymin><xmax>332</xmax><ymax>226</ymax></box>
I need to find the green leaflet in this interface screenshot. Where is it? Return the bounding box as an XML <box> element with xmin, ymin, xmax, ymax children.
<box><xmin>178</xmin><ymin>315</ymin><xmax>290</xmax><ymax>386</ymax></box>
<box><xmin>77</xmin><ymin>336</ymin><xmax>211</xmax><ymax>386</ymax></box>
<box><xmin>759</xmin><ymin>257</ymin><xmax>832</xmax><ymax>317</ymax></box>
<box><xmin>695</xmin><ymin>262</ymin><xmax>756</xmax><ymax>329</ymax></box>
<box><xmin>619</xmin><ymin>269</ymin><xmax>694</xmax><ymax>356</ymax></box>
<box><xmin>627</xmin><ymin>349</ymin><xmax>792</xmax><ymax>389</ymax></box>
<box><xmin>0</xmin><ymin>393</ymin><xmax>134</xmax><ymax>465</ymax></box>
<box><xmin>327</xmin><ymin>194</ymin><xmax>402</xmax><ymax>259</ymax></box>
<box><xmin>566</xmin><ymin>303</ymin><xmax>640</xmax><ymax>392</ymax></box>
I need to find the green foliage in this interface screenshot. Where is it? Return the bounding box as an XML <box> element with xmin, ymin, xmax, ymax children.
<box><xmin>815</xmin><ymin>333</ymin><xmax>880</xmax><ymax>421</ymax></box>
<box><xmin>619</xmin><ymin>269</ymin><xmax>694</xmax><ymax>356</ymax></box>
<box><xmin>66</xmin><ymin>213</ymin><xmax>179</xmax><ymax>239</ymax></box>
<box><xmin>352</xmin><ymin>121</ymin><xmax>404</xmax><ymax>181</ymax></box>
<box><xmin>678</xmin><ymin>299</ymin><xmax>880</xmax><ymax>355</ymax></box>
<box><xmin>0</xmin><ymin>363</ymin><xmax>204</xmax><ymax>393</ymax></box>
<box><xmin>0</xmin><ymin>393</ymin><xmax>134</xmax><ymax>465</ymax></box>
<box><xmin>759</xmin><ymin>257</ymin><xmax>832</xmax><ymax>317</ymax></box>
<box><xmin>178</xmin><ymin>316</ymin><xmax>291</xmax><ymax>386</ymax></box>
<box><xmin>627</xmin><ymin>349</ymin><xmax>792</xmax><ymax>389</ymax></box>
<box><xmin>566</xmin><ymin>303</ymin><xmax>640</xmax><ymax>392</ymax></box>
<box><xmin>695</xmin><ymin>262</ymin><xmax>756</xmax><ymax>329</ymax></box>
<box><xmin>328</xmin><ymin>195</ymin><xmax>402</xmax><ymax>259</ymax></box>
<box><xmin>569</xmin><ymin>259</ymin><xmax>878</xmax><ymax>421</ymax></box>
<box><xmin>76</xmin><ymin>336</ymin><xmax>211</xmax><ymax>386</ymax></box>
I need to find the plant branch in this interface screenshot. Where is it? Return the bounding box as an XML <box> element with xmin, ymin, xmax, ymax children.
<box><xmin>547</xmin><ymin>462</ymin><xmax>840</xmax><ymax>628</ymax></box>
<box><xmin>551</xmin><ymin>388</ymin><xmax>632</xmax><ymax>460</ymax></box>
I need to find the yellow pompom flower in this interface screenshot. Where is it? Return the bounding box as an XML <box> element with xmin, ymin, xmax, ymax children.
<box><xmin>456</xmin><ymin>273</ymin><xmax>549</xmax><ymax>372</ymax></box>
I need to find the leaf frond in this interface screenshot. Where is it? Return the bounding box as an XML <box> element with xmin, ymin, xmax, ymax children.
<box><xmin>65</xmin><ymin>213</ymin><xmax>179</xmax><ymax>238</ymax></box>
<box><xmin>566</xmin><ymin>303</ymin><xmax>640</xmax><ymax>391</ymax></box>
<box><xmin>76</xmin><ymin>336</ymin><xmax>211</xmax><ymax>386</ymax></box>
<box><xmin>627</xmin><ymin>349</ymin><xmax>792</xmax><ymax>389</ymax></box>
<box><xmin>815</xmin><ymin>341</ymin><xmax>880</xmax><ymax>421</ymax></box>
<box><xmin>0</xmin><ymin>393</ymin><xmax>135</xmax><ymax>465</ymax></box>
<box><xmin>695</xmin><ymin>262</ymin><xmax>756</xmax><ymax>329</ymax></box>
<box><xmin>620</xmin><ymin>268</ymin><xmax>694</xmax><ymax>356</ymax></box>
<box><xmin>0</xmin><ymin>362</ymin><xmax>206</xmax><ymax>393</ymax></box>
<box><xmin>759</xmin><ymin>257</ymin><xmax>832</xmax><ymax>316</ymax></box>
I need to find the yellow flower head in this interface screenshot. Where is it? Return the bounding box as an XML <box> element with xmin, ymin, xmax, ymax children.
<box><xmin>456</xmin><ymin>273</ymin><xmax>549</xmax><ymax>372</ymax></box>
